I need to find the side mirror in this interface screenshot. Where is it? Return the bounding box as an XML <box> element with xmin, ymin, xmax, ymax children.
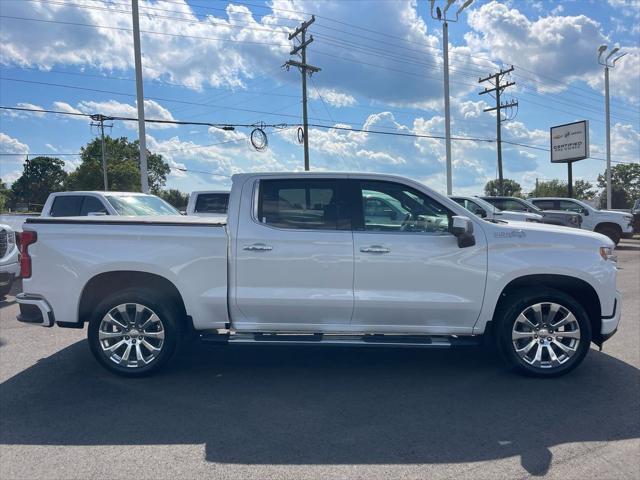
<box><xmin>451</xmin><ymin>215</ymin><xmax>476</xmax><ymax>248</ymax></box>
<box><xmin>581</xmin><ymin>208</ymin><xmax>589</xmax><ymax>216</ymax></box>
<box><xmin>479</xmin><ymin>209</ymin><xmax>487</xmax><ymax>218</ymax></box>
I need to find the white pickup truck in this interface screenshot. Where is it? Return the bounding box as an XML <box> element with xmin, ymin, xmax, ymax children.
<box><xmin>0</xmin><ymin>223</ymin><xmax>19</xmax><ymax>297</ymax></box>
<box><xmin>449</xmin><ymin>195</ymin><xmax>543</xmax><ymax>223</ymax></box>
<box><xmin>529</xmin><ymin>197</ymin><xmax>634</xmax><ymax>245</ymax></box>
<box><xmin>16</xmin><ymin>172</ymin><xmax>621</xmax><ymax>378</ymax></box>
<box><xmin>185</xmin><ymin>190</ymin><xmax>229</xmax><ymax>217</ymax></box>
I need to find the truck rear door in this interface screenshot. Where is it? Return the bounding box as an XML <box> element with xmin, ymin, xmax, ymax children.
<box><xmin>231</xmin><ymin>178</ymin><xmax>354</xmax><ymax>332</ymax></box>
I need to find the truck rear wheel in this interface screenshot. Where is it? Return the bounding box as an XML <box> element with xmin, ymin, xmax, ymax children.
<box><xmin>88</xmin><ymin>288</ymin><xmax>180</xmax><ymax>377</ymax></box>
<box><xmin>495</xmin><ymin>288</ymin><xmax>591</xmax><ymax>377</ymax></box>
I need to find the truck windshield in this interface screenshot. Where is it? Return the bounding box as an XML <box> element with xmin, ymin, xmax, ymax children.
<box><xmin>105</xmin><ymin>195</ymin><xmax>180</xmax><ymax>216</ymax></box>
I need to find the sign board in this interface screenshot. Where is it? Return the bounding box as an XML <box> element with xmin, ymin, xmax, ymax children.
<box><xmin>550</xmin><ymin>120</ymin><xmax>589</xmax><ymax>163</ymax></box>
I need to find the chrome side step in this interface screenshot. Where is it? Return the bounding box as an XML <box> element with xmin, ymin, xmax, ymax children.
<box><xmin>201</xmin><ymin>333</ymin><xmax>481</xmax><ymax>348</ymax></box>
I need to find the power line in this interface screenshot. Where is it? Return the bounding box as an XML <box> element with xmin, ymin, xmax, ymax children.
<box><xmin>1</xmin><ymin>105</ymin><xmax>636</xmax><ymax>165</ymax></box>
<box><xmin>0</xmin><ymin>15</ymin><xmax>291</xmax><ymax>47</ymax></box>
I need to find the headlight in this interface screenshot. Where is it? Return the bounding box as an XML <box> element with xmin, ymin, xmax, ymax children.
<box><xmin>7</xmin><ymin>231</ymin><xmax>16</xmax><ymax>247</ymax></box>
<box><xmin>570</xmin><ymin>215</ymin><xmax>581</xmax><ymax>225</ymax></box>
<box><xmin>600</xmin><ymin>246</ymin><xmax>617</xmax><ymax>262</ymax></box>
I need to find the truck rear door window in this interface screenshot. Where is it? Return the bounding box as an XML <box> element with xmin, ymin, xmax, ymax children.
<box><xmin>532</xmin><ymin>200</ymin><xmax>555</xmax><ymax>210</ymax></box>
<box><xmin>258</xmin><ymin>179</ymin><xmax>350</xmax><ymax>230</ymax></box>
<box><xmin>50</xmin><ymin>196</ymin><xmax>84</xmax><ymax>217</ymax></box>
<box><xmin>194</xmin><ymin>193</ymin><xmax>229</xmax><ymax>214</ymax></box>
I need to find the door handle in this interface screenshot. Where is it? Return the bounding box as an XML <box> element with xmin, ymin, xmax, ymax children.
<box><xmin>360</xmin><ymin>245</ymin><xmax>390</xmax><ymax>254</ymax></box>
<box><xmin>243</xmin><ymin>243</ymin><xmax>273</xmax><ymax>252</ymax></box>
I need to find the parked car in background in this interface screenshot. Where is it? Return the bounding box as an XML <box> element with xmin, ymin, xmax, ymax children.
<box><xmin>530</xmin><ymin>197</ymin><xmax>634</xmax><ymax>245</ymax></box>
<box><xmin>186</xmin><ymin>190</ymin><xmax>229</xmax><ymax>217</ymax></box>
<box><xmin>481</xmin><ymin>196</ymin><xmax>582</xmax><ymax>229</ymax></box>
<box><xmin>631</xmin><ymin>199</ymin><xmax>640</xmax><ymax>233</ymax></box>
<box><xmin>0</xmin><ymin>224</ymin><xmax>19</xmax><ymax>297</ymax></box>
<box><xmin>450</xmin><ymin>196</ymin><xmax>543</xmax><ymax>223</ymax></box>
<box><xmin>42</xmin><ymin>191</ymin><xmax>181</xmax><ymax>217</ymax></box>
<box><xmin>17</xmin><ymin>172</ymin><xmax>620</xmax><ymax>378</ymax></box>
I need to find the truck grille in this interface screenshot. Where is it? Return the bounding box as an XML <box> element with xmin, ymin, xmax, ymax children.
<box><xmin>0</xmin><ymin>230</ymin><xmax>7</xmax><ymax>258</ymax></box>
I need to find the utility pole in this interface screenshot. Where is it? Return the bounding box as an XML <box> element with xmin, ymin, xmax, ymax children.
<box><xmin>479</xmin><ymin>65</ymin><xmax>518</xmax><ymax>196</ymax></box>
<box><xmin>285</xmin><ymin>15</ymin><xmax>320</xmax><ymax>171</ymax></box>
<box><xmin>131</xmin><ymin>0</ymin><xmax>149</xmax><ymax>192</ymax></box>
<box><xmin>597</xmin><ymin>44</ymin><xmax>626</xmax><ymax>209</ymax></box>
<box><xmin>429</xmin><ymin>0</ymin><xmax>474</xmax><ymax>195</ymax></box>
<box><xmin>90</xmin><ymin>114</ymin><xmax>114</xmax><ymax>191</ymax></box>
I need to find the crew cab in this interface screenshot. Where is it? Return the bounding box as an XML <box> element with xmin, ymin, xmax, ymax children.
<box><xmin>481</xmin><ymin>196</ymin><xmax>582</xmax><ymax>229</ymax></box>
<box><xmin>450</xmin><ymin>195</ymin><xmax>543</xmax><ymax>223</ymax></box>
<box><xmin>185</xmin><ymin>190</ymin><xmax>229</xmax><ymax>217</ymax></box>
<box><xmin>16</xmin><ymin>173</ymin><xmax>621</xmax><ymax>378</ymax></box>
<box><xmin>42</xmin><ymin>191</ymin><xmax>180</xmax><ymax>217</ymax></box>
<box><xmin>530</xmin><ymin>197</ymin><xmax>634</xmax><ymax>245</ymax></box>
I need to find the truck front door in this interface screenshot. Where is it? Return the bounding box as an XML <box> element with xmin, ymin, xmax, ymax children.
<box><xmin>351</xmin><ymin>179</ymin><xmax>487</xmax><ymax>334</ymax></box>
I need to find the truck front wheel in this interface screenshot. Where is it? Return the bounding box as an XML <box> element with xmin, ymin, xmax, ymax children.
<box><xmin>595</xmin><ymin>224</ymin><xmax>621</xmax><ymax>245</ymax></box>
<box><xmin>496</xmin><ymin>288</ymin><xmax>592</xmax><ymax>377</ymax></box>
<box><xmin>88</xmin><ymin>288</ymin><xmax>180</xmax><ymax>377</ymax></box>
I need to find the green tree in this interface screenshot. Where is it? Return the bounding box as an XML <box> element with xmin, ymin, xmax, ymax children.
<box><xmin>530</xmin><ymin>179</ymin><xmax>596</xmax><ymax>200</ymax></box>
<box><xmin>158</xmin><ymin>189</ymin><xmax>189</xmax><ymax>210</ymax></box>
<box><xmin>0</xmin><ymin>179</ymin><xmax>10</xmax><ymax>212</ymax></box>
<box><xmin>484</xmin><ymin>178</ymin><xmax>522</xmax><ymax>197</ymax></box>
<box><xmin>599</xmin><ymin>185</ymin><xmax>630</xmax><ymax>210</ymax></box>
<box><xmin>66</xmin><ymin>136</ymin><xmax>170</xmax><ymax>193</ymax></box>
<box><xmin>597</xmin><ymin>163</ymin><xmax>640</xmax><ymax>209</ymax></box>
<box><xmin>10</xmin><ymin>157</ymin><xmax>67</xmax><ymax>211</ymax></box>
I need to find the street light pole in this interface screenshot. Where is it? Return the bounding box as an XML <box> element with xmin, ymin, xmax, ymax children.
<box><xmin>443</xmin><ymin>20</ymin><xmax>452</xmax><ymax>196</ymax></box>
<box><xmin>604</xmin><ymin>65</ymin><xmax>611</xmax><ymax>209</ymax></box>
<box><xmin>597</xmin><ymin>44</ymin><xmax>626</xmax><ymax>210</ymax></box>
<box><xmin>131</xmin><ymin>0</ymin><xmax>149</xmax><ymax>193</ymax></box>
<box><xmin>429</xmin><ymin>0</ymin><xmax>473</xmax><ymax>195</ymax></box>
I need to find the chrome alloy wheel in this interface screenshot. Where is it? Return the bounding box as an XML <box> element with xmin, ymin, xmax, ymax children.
<box><xmin>511</xmin><ymin>302</ymin><xmax>581</xmax><ymax>369</ymax></box>
<box><xmin>98</xmin><ymin>303</ymin><xmax>165</xmax><ymax>368</ymax></box>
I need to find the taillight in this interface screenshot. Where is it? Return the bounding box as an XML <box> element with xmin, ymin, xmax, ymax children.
<box><xmin>19</xmin><ymin>230</ymin><xmax>37</xmax><ymax>279</ymax></box>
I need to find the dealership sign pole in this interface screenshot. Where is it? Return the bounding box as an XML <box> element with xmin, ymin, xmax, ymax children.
<box><xmin>550</xmin><ymin>121</ymin><xmax>590</xmax><ymax>198</ymax></box>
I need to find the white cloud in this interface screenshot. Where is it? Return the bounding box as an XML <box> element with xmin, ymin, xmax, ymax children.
<box><xmin>0</xmin><ymin>133</ymin><xmax>29</xmax><ymax>182</ymax></box>
<box><xmin>0</xmin><ymin>132</ymin><xmax>29</xmax><ymax>156</ymax></box>
<box><xmin>309</xmin><ymin>88</ymin><xmax>356</xmax><ymax>108</ymax></box>
<box><xmin>465</xmin><ymin>1</ymin><xmax>639</xmax><ymax>102</ymax></box>
<box><xmin>50</xmin><ymin>99</ymin><xmax>177</xmax><ymax>129</ymax></box>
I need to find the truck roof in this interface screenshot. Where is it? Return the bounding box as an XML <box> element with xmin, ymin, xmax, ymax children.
<box><xmin>49</xmin><ymin>191</ymin><xmax>156</xmax><ymax>196</ymax></box>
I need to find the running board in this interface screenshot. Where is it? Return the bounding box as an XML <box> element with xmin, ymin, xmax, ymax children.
<box><xmin>201</xmin><ymin>333</ymin><xmax>481</xmax><ymax>348</ymax></box>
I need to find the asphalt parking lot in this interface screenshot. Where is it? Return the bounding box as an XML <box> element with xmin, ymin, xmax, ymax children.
<box><xmin>0</xmin><ymin>239</ymin><xmax>638</xmax><ymax>480</ymax></box>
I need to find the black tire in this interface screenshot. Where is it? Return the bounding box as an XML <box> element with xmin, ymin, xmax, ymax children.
<box><xmin>495</xmin><ymin>288</ymin><xmax>591</xmax><ymax>377</ymax></box>
<box><xmin>0</xmin><ymin>283</ymin><xmax>12</xmax><ymax>298</ymax></box>
<box><xmin>88</xmin><ymin>288</ymin><xmax>181</xmax><ymax>377</ymax></box>
<box><xmin>596</xmin><ymin>224</ymin><xmax>621</xmax><ymax>245</ymax></box>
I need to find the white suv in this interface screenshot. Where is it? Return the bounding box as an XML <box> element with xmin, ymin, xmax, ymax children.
<box><xmin>530</xmin><ymin>197</ymin><xmax>634</xmax><ymax>245</ymax></box>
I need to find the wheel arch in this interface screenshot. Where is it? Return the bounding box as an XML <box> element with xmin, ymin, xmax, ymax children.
<box><xmin>595</xmin><ymin>222</ymin><xmax>623</xmax><ymax>233</ymax></box>
<box><xmin>78</xmin><ymin>271</ymin><xmax>190</xmax><ymax>329</ymax></box>
<box><xmin>491</xmin><ymin>274</ymin><xmax>602</xmax><ymax>344</ymax></box>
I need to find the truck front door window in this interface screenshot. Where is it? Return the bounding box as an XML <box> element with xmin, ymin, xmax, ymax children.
<box><xmin>359</xmin><ymin>182</ymin><xmax>450</xmax><ymax>234</ymax></box>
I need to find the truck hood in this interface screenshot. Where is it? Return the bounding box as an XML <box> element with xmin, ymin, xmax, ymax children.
<box><xmin>594</xmin><ymin>210</ymin><xmax>633</xmax><ymax>220</ymax></box>
<box><xmin>485</xmin><ymin>220</ymin><xmax>614</xmax><ymax>247</ymax></box>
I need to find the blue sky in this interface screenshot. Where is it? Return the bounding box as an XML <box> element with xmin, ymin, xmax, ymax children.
<box><xmin>1</xmin><ymin>0</ymin><xmax>639</xmax><ymax>195</ymax></box>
